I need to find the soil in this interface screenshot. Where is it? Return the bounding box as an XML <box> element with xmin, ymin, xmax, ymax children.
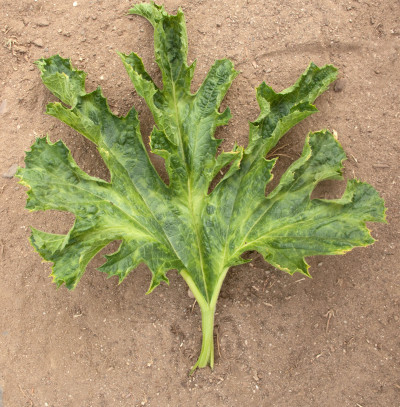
<box><xmin>1</xmin><ymin>0</ymin><xmax>399</xmax><ymax>406</ymax></box>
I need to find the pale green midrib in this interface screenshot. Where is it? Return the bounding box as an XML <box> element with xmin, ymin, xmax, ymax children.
<box><xmin>248</xmin><ymin>96</ymin><xmax>296</xmax><ymax>159</ymax></box>
<box><xmin>41</xmin><ymin>169</ymin><xmax>169</xmax><ymax>249</ymax></box>
<box><xmin>219</xmin><ymin>172</ymin><xmax>243</xmax><ymax>271</ymax></box>
<box><xmin>218</xmin><ymin>109</ymin><xmax>285</xmax><ymax>271</ymax></box>
<box><xmin>52</xmin><ymin>74</ymin><xmax>188</xmax><ymax>273</ymax></box>
<box><xmin>73</xmin><ymin>225</ymin><xmax>153</xmax><ymax>240</ymax></box>
<box><xmin>218</xmin><ymin>149</ymin><xmax>265</xmax><ymax>271</ymax></box>
<box><xmin>229</xmin><ymin>210</ymin><xmax>360</xmax><ymax>260</ymax></box>
<box><xmin>227</xmin><ymin>181</ymin><xmax>292</xmax><ymax>259</ymax></box>
<box><xmin>222</xmin><ymin>109</ymin><xmax>316</xmax><ymax>265</ymax></box>
<box><xmin>45</xmin><ymin>86</ymin><xmax>184</xmax><ymax>263</ymax></box>
<box><xmin>97</xmin><ymin>136</ymin><xmax>185</xmax><ymax>266</ymax></box>
<box><xmin>170</xmin><ymin>80</ymin><xmax>209</xmax><ymax>303</ymax></box>
<box><xmin>225</xmin><ymin>119</ymin><xmax>277</xmax><ymax>228</ymax></box>
<box><xmin>228</xmin><ymin>151</ymin><xmax>332</xmax><ymax>258</ymax></box>
<box><xmin>103</xmin><ymin>147</ymin><xmax>173</xmax><ymax>241</ymax></box>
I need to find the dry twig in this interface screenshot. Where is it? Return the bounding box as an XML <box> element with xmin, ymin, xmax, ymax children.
<box><xmin>324</xmin><ymin>309</ymin><xmax>335</xmax><ymax>333</ymax></box>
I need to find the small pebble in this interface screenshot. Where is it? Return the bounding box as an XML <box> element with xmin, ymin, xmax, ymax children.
<box><xmin>334</xmin><ymin>79</ymin><xmax>345</xmax><ymax>92</ymax></box>
<box><xmin>2</xmin><ymin>164</ymin><xmax>19</xmax><ymax>179</ymax></box>
<box><xmin>73</xmin><ymin>1</ymin><xmax>78</xmax><ymax>6</ymax></box>
<box><xmin>36</xmin><ymin>18</ymin><xmax>50</xmax><ymax>27</ymax></box>
<box><xmin>187</xmin><ymin>289</ymin><xmax>195</xmax><ymax>299</ymax></box>
<box><xmin>0</xmin><ymin>100</ymin><xmax>7</xmax><ymax>115</ymax></box>
<box><xmin>32</xmin><ymin>38</ymin><xmax>44</xmax><ymax>47</ymax></box>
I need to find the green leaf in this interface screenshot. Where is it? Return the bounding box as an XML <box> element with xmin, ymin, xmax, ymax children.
<box><xmin>19</xmin><ymin>136</ymin><xmax>182</xmax><ymax>290</ymax></box>
<box><xmin>225</xmin><ymin>131</ymin><xmax>385</xmax><ymax>274</ymax></box>
<box><xmin>17</xmin><ymin>2</ymin><xmax>386</xmax><ymax>372</ymax></box>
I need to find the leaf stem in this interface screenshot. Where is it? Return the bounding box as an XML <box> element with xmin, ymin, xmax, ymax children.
<box><xmin>180</xmin><ymin>267</ymin><xmax>229</xmax><ymax>373</ymax></box>
<box><xmin>189</xmin><ymin>304</ymin><xmax>215</xmax><ymax>374</ymax></box>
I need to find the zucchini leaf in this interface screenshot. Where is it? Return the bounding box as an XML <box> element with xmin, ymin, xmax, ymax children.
<box><xmin>17</xmin><ymin>2</ymin><xmax>386</xmax><ymax>372</ymax></box>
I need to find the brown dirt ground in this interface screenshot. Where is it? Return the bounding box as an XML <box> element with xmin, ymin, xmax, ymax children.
<box><xmin>1</xmin><ymin>0</ymin><xmax>399</xmax><ymax>406</ymax></box>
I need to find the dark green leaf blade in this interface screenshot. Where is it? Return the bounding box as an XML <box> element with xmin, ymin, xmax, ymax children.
<box><xmin>35</xmin><ymin>55</ymin><xmax>86</xmax><ymax>107</ymax></box>
<box><xmin>247</xmin><ymin>62</ymin><xmax>338</xmax><ymax>158</ymax></box>
<box><xmin>17</xmin><ymin>136</ymin><xmax>183</xmax><ymax>289</ymax></box>
<box><xmin>123</xmin><ymin>4</ymin><xmax>238</xmax><ymax>196</ymax></box>
<box><xmin>227</xmin><ymin>131</ymin><xmax>386</xmax><ymax>274</ymax></box>
<box><xmin>121</xmin><ymin>3</ymin><xmax>238</xmax><ymax>301</ymax></box>
<box><xmin>205</xmin><ymin>64</ymin><xmax>339</xmax><ymax>278</ymax></box>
